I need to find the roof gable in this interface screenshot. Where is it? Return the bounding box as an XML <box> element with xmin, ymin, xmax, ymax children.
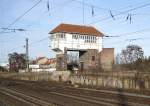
<box><xmin>49</xmin><ymin>23</ymin><xmax>104</xmax><ymax>37</ymax></box>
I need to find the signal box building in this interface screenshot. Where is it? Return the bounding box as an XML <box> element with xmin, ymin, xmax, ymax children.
<box><xmin>49</xmin><ymin>23</ymin><xmax>114</xmax><ymax>71</ymax></box>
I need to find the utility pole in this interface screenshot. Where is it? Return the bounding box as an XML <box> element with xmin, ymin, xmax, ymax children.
<box><xmin>26</xmin><ymin>38</ymin><xmax>29</xmax><ymax>72</ymax></box>
<box><xmin>82</xmin><ymin>0</ymin><xmax>84</xmax><ymax>25</ymax></box>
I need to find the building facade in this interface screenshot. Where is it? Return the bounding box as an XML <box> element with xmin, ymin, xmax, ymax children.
<box><xmin>50</xmin><ymin>23</ymin><xmax>103</xmax><ymax>53</ymax></box>
<box><xmin>49</xmin><ymin>23</ymin><xmax>114</xmax><ymax>71</ymax></box>
<box><xmin>29</xmin><ymin>57</ymin><xmax>56</xmax><ymax>72</ymax></box>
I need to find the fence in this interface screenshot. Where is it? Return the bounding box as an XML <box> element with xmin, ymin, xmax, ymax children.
<box><xmin>0</xmin><ymin>71</ymin><xmax>150</xmax><ymax>90</ymax></box>
<box><xmin>70</xmin><ymin>71</ymin><xmax>150</xmax><ymax>90</ymax></box>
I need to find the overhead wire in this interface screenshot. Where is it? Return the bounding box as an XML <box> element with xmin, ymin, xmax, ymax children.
<box><xmin>9</xmin><ymin>34</ymin><xmax>50</xmax><ymax>52</ymax></box>
<box><xmin>72</xmin><ymin>0</ymin><xmax>150</xmax><ymax>21</ymax></box>
<box><xmin>88</xmin><ymin>1</ymin><xmax>150</xmax><ymax>24</ymax></box>
<box><xmin>103</xmin><ymin>28</ymin><xmax>150</xmax><ymax>50</ymax></box>
<box><xmin>29</xmin><ymin>37</ymin><xmax>49</xmax><ymax>45</ymax></box>
<box><xmin>104</xmin><ymin>35</ymin><xmax>150</xmax><ymax>46</ymax></box>
<box><xmin>27</xmin><ymin>0</ymin><xmax>150</xmax><ymax>58</ymax></box>
<box><xmin>0</xmin><ymin>0</ymin><xmax>43</xmax><ymax>61</ymax></box>
<box><xmin>25</xmin><ymin>0</ymin><xmax>75</xmax><ymax>29</ymax></box>
<box><xmin>105</xmin><ymin>28</ymin><xmax>150</xmax><ymax>38</ymax></box>
<box><xmin>115</xmin><ymin>0</ymin><xmax>150</xmax><ymax>11</ymax></box>
<box><xmin>9</xmin><ymin>0</ymin><xmax>76</xmax><ymax>51</ymax></box>
<box><xmin>2</xmin><ymin>0</ymin><xmax>150</xmax><ymax>60</ymax></box>
<box><xmin>0</xmin><ymin>0</ymin><xmax>42</xmax><ymax>34</ymax></box>
<box><xmin>0</xmin><ymin>0</ymin><xmax>61</xmax><ymax>56</ymax></box>
<box><xmin>72</xmin><ymin>0</ymin><xmax>118</xmax><ymax>12</ymax></box>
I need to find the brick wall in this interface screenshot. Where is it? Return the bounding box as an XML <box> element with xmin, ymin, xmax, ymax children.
<box><xmin>79</xmin><ymin>49</ymin><xmax>100</xmax><ymax>71</ymax></box>
<box><xmin>56</xmin><ymin>48</ymin><xmax>68</xmax><ymax>71</ymax></box>
<box><xmin>56</xmin><ymin>54</ymin><xmax>67</xmax><ymax>71</ymax></box>
<box><xmin>56</xmin><ymin>48</ymin><xmax>114</xmax><ymax>72</ymax></box>
<box><xmin>100</xmin><ymin>48</ymin><xmax>114</xmax><ymax>71</ymax></box>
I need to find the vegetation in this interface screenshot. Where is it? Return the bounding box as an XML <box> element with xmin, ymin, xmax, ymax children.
<box><xmin>8</xmin><ymin>52</ymin><xmax>26</xmax><ymax>72</ymax></box>
<box><xmin>115</xmin><ymin>45</ymin><xmax>150</xmax><ymax>72</ymax></box>
<box><xmin>121</xmin><ymin>57</ymin><xmax>150</xmax><ymax>72</ymax></box>
<box><xmin>0</xmin><ymin>66</ymin><xmax>8</xmax><ymax>72</ymax></box>
<box><xmin>120</xmin><ymin>45</ymin><xmax>144</xmax><ymax>64</ymax></box>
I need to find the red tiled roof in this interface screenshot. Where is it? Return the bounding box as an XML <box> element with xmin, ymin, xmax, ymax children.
<box><xmin>49</xmin><ymin>23</ymin><xmax>104</xmax><ymax>37</ymax></box>
<box><xmin>44</xmin><ymin>58</ymin><xmax>56</xmax><ymax>65</ymax></box>
<box><xmin>36</xmin><ymin>57</ymin><xmax>45</xmax><ymax>61</ymax></box>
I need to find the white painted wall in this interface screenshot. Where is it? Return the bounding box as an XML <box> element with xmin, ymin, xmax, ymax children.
<box><xmin>50</xmin><ymin>33</ymin><xmax>102</xmax><ymax>53</ymax></box>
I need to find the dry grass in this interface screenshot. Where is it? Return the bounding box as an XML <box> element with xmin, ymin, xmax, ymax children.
<box><xmin>114</xmin><ymin>57</ymin><xmax>150</xmax><ymax>72</ymax></box>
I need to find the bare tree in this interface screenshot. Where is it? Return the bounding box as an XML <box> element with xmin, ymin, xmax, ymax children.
<box><xmin>120</xmin><ymin>45</ymin><xmax>144</xmax><ymax>64</ymax></box>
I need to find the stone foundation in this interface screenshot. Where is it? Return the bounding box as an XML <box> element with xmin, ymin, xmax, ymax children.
<box><xmin>56</xmin><ymin>48</ymin><xmax>114</xmax><ymax>72</ymax></box>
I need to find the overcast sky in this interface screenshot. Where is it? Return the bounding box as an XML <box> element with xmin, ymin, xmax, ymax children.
<box><xmin>0</xmin><ymin>0</ymin><xmax>150</xmax><ymax>63</ymax></box>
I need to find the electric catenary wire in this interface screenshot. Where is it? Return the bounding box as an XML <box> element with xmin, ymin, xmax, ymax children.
<box><xmin>89</xmin><ymin>1</ymin><xmax>150</xmax><ymax>24</ymax></box>
<box><xmin>0</xmin><ymin>0</ymin><xmax>42</xmax><ymax>34</ymax></box>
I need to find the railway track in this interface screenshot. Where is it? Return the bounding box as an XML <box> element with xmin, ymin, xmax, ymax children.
<box><xmin>0</xmin><ymin>87</ymin><xmax>59</xmax><ymax>106</ymax></box>
<box><xmin>55</xmin><ymin>86</ymin><xmax>150</xmax><ymax>105</ymax></box>
<box><xmin>8</xmin><ymin>87</ymin><xmax>101</xmax><ymax>106</ymax></box>
<box><xmin>0</xmin><ymin>78</ymin><xmax>150</xmax><ymax>106</ymax></box>
<box><xmin>47</xmin><ymin>86</ymin><xmax>150</xmax><ymax>106</ymax></box>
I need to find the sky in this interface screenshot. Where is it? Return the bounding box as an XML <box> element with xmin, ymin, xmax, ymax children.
<box><xmin>0</xmin><ymin>0</ymin><xmax>150</xmax><ymax>63</ymax></box>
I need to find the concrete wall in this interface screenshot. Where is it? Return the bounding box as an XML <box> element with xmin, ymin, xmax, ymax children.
<box><xmin>1</xmin><ymin>71</ymin><xmax>149</xmax><ymax>90</ymax></box>
<box><xmin>100</xmin><ymin>48</ymin><xmax>114</xmax><ymax>71</ymax></box>
<box><xmin>70</xmin><ymin>74</ymin><xmax>150</xmax><ymax>90</ymax></box>
<box><xmin>51</xmin><ymin>71</ymin><xmax>71</xmax><ymax>81</ymax></box>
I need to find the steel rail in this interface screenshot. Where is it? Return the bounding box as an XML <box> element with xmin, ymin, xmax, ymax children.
<box><xmin>0</xmin><ymin>87</ymin><xmax>59</xmax><ymax>106</ymax></box>
<box><xmin>49</xmin><ymin>90</ymin><xmax>149</xmax><ymax>106</ymax></box>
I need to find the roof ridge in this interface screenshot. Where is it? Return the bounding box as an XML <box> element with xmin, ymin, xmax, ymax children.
<box><xmin>60</xmin><ymin>23</ymin><xmax>94</xmax><ymax>28</ymax></box>
<box><xmin>49</xmin><ymin>23</ymin><xmax>104</xmax><ymax>37</ymax></box>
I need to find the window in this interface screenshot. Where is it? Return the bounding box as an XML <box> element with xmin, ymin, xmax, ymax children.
<box><xmin>50</xmin><ymin>35</ymin><xmax>54</xmax><ymax>40</ymax></box>
<box><xmin>84</xmin><ymin>36</ymin><xmax>87</xmax><ymax>43</ymax></box>
<box><xmin>60</xmin><ymin>34</ymin><xmax>64</xmax><ymax>38</ymax></box>
<box><xmin>57</xmin><ymin>33</ymin><xmax>65</xmax><ymax>39</ymax></box>
<box><xmin>90</xmin><ymin>36</ymin><xmax>91</xmax><ymax>43</ymax></box>
<box><xmin>72</xmin><ymin>34</ymin><xmax>79</xmax><ymax>39</ymax></box>
<box><xmin>76</xmin><ymin>35</ymin><xmax>78</xmax><ymax>39</ymax></box>
<box><xmin>82</xmin><ymin>35</ymin><xmax>84</xmax><ymax>39</ymax></box>
<box><xmin>92</xmin><ymin>36</ymin><xmax>94</xmax><ymax>43</ymax></box>
<box><xmin>87</xmin><ymin>36</ymin><xmax>89</xmax><ymax>43</ymax></box>
<box><xmin>94</xmin><ymin>36</ymin><xmax>96</xmax><ymax>43</ymax></box>
<box><xmin>92</xmin><ymin>56</ymin><xmax>95</xmax><ymax>61</ymax></box>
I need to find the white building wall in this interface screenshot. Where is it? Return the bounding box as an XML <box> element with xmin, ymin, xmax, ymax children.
<box><xmin>50</xmin><ymin>33</ymin><xmax>102</xmax><ymax>53</ymax></box>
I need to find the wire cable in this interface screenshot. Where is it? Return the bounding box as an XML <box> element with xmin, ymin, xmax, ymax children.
<box><xmin>105</xmin><ymin>28</ymin><xmax>150</xmax><ymax>37</ymax></box>
<box><xmin>89</xmin><ymin>1</ymin><xmax>150</xmax><ymax>24</ymax></box>
<box><xmin>0</xmin><ymin>0</ymin><xmax>42</xmax><ymax>34</ymax></box>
